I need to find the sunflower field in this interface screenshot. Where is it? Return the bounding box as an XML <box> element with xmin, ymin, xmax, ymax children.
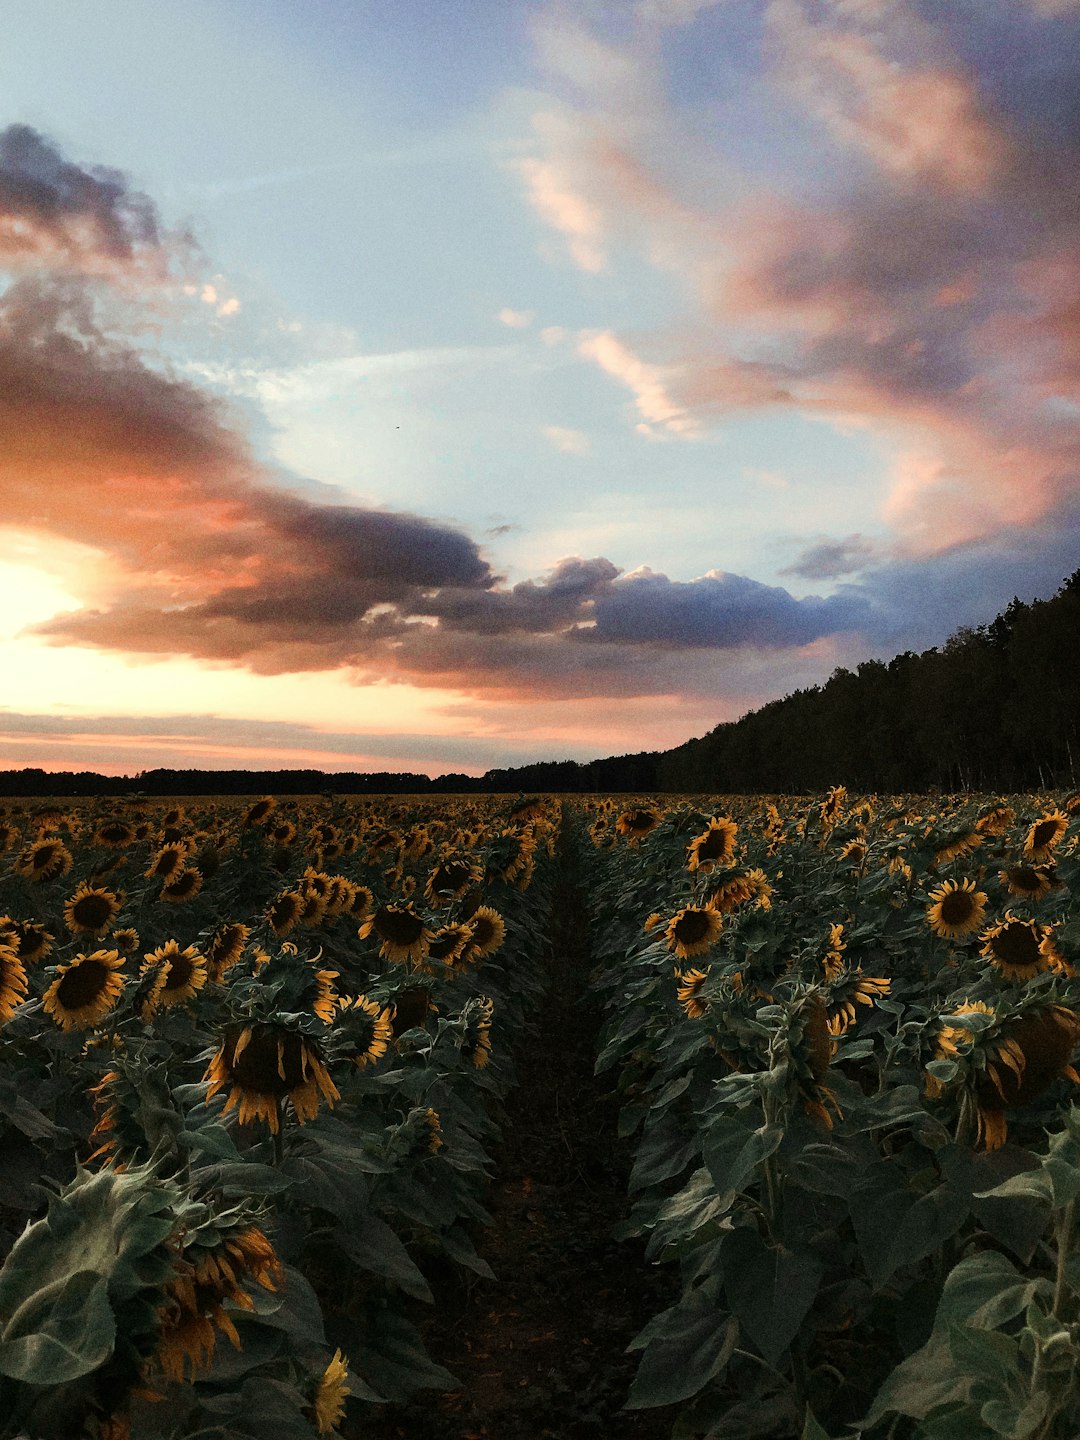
<box><xmin>0</xmin><ymin>792</ymin><xmax>557</xmax><ymax>1439</ymax></box>
<box><xmin>580</xmin><ymin>789</ymin><xmax>1080</xmax><ymax>1439</ymax></box>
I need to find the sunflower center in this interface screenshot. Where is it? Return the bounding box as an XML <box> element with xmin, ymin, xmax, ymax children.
<box><xmin>1032</xmin><ymin>820</ymin><xmax>1061</xmax><ymax>850</ymax></box>
<box><xmin>164</xmin><ymin>952</ymin><xmax>194</xmax><ymax>991</ymax></box>
<box><xmin>227</xmin><ymin>1027</ymin><xmax>312</xmax><ymax>1094</ymax></box>
<box><xmin>697</xmin><ymin>829</ymin><xmax>732</xmax><ymax>860</ymax></box>
<box><xmin>72</xmin><ymin>894</ymin><xmax>114</xmax><ymax>928</ymax></box>
<box><xmin>57</xmin><ymin>960</ymin><xmax>109</xmax><ymax>1009</ymax></box>
<box><xmin>940</xmin><ymin>890</ymin><xmax>977</xmax><ymax>924</ymax></box>
<box><xmin>674</xmin><ymin>910</ymin><xmax>712</xmax><ymax>944</ymax></box>
<box><xmin>375</xmin><ymin>907</ymin><xmax>424</xmax><ymax>944</ymax></box>
<box><xmin>989</xmin><ymin>923</ymin><xmax>1042</xmax><ymax>969</ymax></box>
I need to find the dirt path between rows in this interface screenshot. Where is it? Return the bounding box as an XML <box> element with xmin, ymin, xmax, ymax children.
<box><xmin>364</xmin><ymin>846</ymin><xmax>675</xmax><ymax>1440</ymax></box>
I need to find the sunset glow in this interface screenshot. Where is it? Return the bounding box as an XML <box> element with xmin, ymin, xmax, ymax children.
<box><xmin>2</xmin><ymin>1</ymin><xmax>1077</xmax><ymax>777</ymax></box>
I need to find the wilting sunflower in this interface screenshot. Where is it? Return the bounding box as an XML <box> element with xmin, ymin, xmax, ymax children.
<box><xmin>980</xmin><ymin>913</ymin><xmax>1054</xmax><ymax>982</ymax></box>
<box><xmin>360</xmin><ymin>903</ymin><xmax>432</xmax><ymax>964</ymax></box>
<box><xmin>312</xmin><ymin>1349</ymin><xmax>350</xmax><ymax>1436</ymax></box>
<box><xmin>63</xmin><ymin>882</ymin><xmax>122</xmax><ymax>937</ymax></box>
<box><xmin>204</xmin><ymin>1023</ymin><xmax>339</xmax><ymax>1132</ymax></box>
<box><xmin>391</xmin><ymin>985</ymin><xmax>434</xmax><ymax>1036</ymax></box>
<box><xmin>615</xmin><ymin>807</ymin><xmax>661</xmax><ymax>844</ymax></box>
<box><xmin>267</xmin><ymin>891</ymin><xmax>304</xmax><ymax>938</ymax></box>
<box><xmin>926</xmin><ymin>878</ymin><xmax>989</xmax><ymax>939</ymax></box>
<box><xmin>791</xmin><ymin>994</ymin><xmax>840</xmax><ymax>1130</ymax></box>
<box><xmin>665</xmin><ymin>904</ymin><xmax>723</xmax><ymax>960</ymax></box>
<box><xmin>159</xmin><ymin>868</ymin><xmax>203</xmax><ymax>904</ymax></box>
<box><xmin>428</xmin><ymin>922</ymin><xmax>473</xmax><ymax>967</ymax></box>
<box><xmin>142</xmin><ymin>941</ymin><xmax>208</xmax><ymax>1009</ymax></box>
<box><xmin>999</xmin><ymin>864</ymin><xmax>1055</xmax><ymax>901</ymax></box>
<box><xmin>424</xmin><ymin>1106</ymin><xmax>444</xmax><ymax>1153</ymax></box>
<box><xmin>676</xmin><ymin>966</ymin><xmax>710</xmax><ymax>1019</ymax></box>
<box><xmin>111</xmin><ymin>926</ymin><xmax>140</xmax><ymax>956</ymax></box>
<box><xmin>43</xmin><ymin>949</ymin><xmax>126</xmax><ymax>1031</ymax></box>
<box><xmin>687</xmin><ymin>817</ymin><xmax>738</xmax><ymax>874</ymax></box>
<box><xmin>16</xmin><ymin>837</ymin><xmax>73</xmax><ymax>883</ymax></box>
<box><xmin>463</xmin><ymin>905</ymin><xmax>506</xmax><ymax>963</ymax></box>
<box><xmin>462</xmin><ymin>997</ymin><xmax>494</xmax><ymax>1069</ymax></box>
<box><xmin>343</xmin><ymin>996</ymin><xmax>393</xmax><ymax>1067</ymax></box>
<box><xmin>0</xmin><ymin>941</ymin><xmax>29</xmax><ymax>1023</ymax></box>
<box><xmin>1024</xmin><ymin>811</ymin><xmax>1069</xmax><ymax>863</ymax></box>
<box><xmin>826</xmin><ymin>969</ymin><xmax>891</xmax><ymax>1035</ymax></box>
<box><xmin>643</xmin><ymin>911</ymin><xmax>663</xmax><ymax>933</ymax></box>
<box><xmin>205</xmin><ymin>922</ymin><xmax>250</xmax><ymax>982</ymax></box>
<box><xmin>928</xmin><ymin>1001</ymin><xmax>1080</xmax><ymax>1149</ymax></box>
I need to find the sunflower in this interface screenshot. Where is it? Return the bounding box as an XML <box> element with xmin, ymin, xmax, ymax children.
<box><xmin>665</xmin><ymin>904</ymin><xmax>723</xmax><ymax>960</ymax></box>
<box><xmin>926</xmin><ymin>878</ymin><xmax>988</xmax><ymax>939</ymax></box>
<box><xmin>243</xmin><ymin>797</ymin><xmax>276</xmax><ymax>826</ymax></box>
<box><xmin>312</xmin><ymin>1349</ymin><xmax>350</xmax><ymax>1436</ymax></box>
<box><xmin>0</xmin><ymin>941</ymin><xmax>29</xmax><ymax>1023</ymax></box>
<box><xmin>142</xmin><ymin>941</ymin><xmax>208</xmax><ymax>1008</ymax></box>
<box><xmin>144</xmin><ymin>841</ymin><xmax>188</xmax><ymax>881</ymax></box>
<box><xmin>346</xmin><ymin>884</ymin><xmax>374</xmax><ymax>921</ymax></box>
<box><xmin>16</xmin><ymin>838</ymin><xmax>73</xmax><ymax>883</ymax></box>
<box><xmin>159</xmin><ymin>868</ymin><xmax>203</xmax><ymax>904</ymax></box>
<box><xmin>205</xmin><ymin>922</ymin><xmax>250</xmax><ymax>981</ymax></box>
<box><xmin>643</xmin><ymin>911</ymin><xmax>663</xmax><ymax>933</ymax></box>
<box><xmin>111</xmin><ymin>926</ymin><xmax>140</xmax><ymax>956</ymax></box>
<box><xmin>424</xmin><ymin>1107</ymin><xmax>444</xmax><ymax>1153</ymax></box>
<box><xmin>343</xmin><ymin>996</ymin><xmax>393</xmax><ymax>1068</ymax></box>
<box><xmin>976</xmin><ymin>805</ymin><xmax>1016</xmax><ymax>836</ymax></box>
<box><xmin>1024</xmin><ymin>811</ymin><xmax>1069</xmax><ymax>863</ymax></box>
<box><xmin>43</xmin><ymin>950</ymin><xmax>126</xmax><ymax>1031</ymax></box>
<box><xmin>359</xmin><ymin>903</ymin><xmax>432</xmax><ymax>964</ymax></box>
<box><xmin>934</xmin><ymin>830</ymin><xmax>983</xmax><ymax>865</ymax></box>
<box><xmin>463</xmin><ymin>905</ymin><xmax>506</xmax><ymax>962</ymax></box>
<box><xmin>793</xmin><ymin>994</ymin><xmax>840</xmax><ymax>1130</ymax></box>
<box><xmin>425</xmin><ymin>857</ymin><xmax>480</xmax><ymax>906</ymax></box>
<box><xmin>686</xmin><ymin>816</ymin><xmax>738</xmax><ymax>874</ymax></box>
<box><xmin>819</xmin><ymin>787</ymin><xmax>846</xmax><ymax>827</ymax></box>
<box><xmin>63</xmin><ymin>882</ymin><xmax>122</xmax><ymax>937</ymax></box>
<box><xmin>930</xmin><ymin>1003</ymin><xmax>1080</xmax><ymax>1149</ymax></box>
<box><xmin>93</xmin><ymin>819</ymin><xmax>136</xmax><ymax>848</ymax></box>
<box><xmin>980</xmin><ymin>913</ymin><xmax>1054</xmax><ymax>982</ymax></box>
<box><xmin>3</xmin><ymin>918</ymin><xmax>53</xmax><ymax>964</ymax></box>
<box><xmin>296</xmin><ymin>891</ymin><xmax>327</xmax><ymax>928</ymax></box>
<box><xmin>826</xmin><ymin>969</ymin><xmax>891</xmax><ymax>1035</ymax></box>
<box><xmin>427</xmin><ymin>922</ymin><xmax>473</xmax><ymax>966</ymax></box>
<box><xmin>615</xmin><ymin>807</ymin><xmax>661</xmax><ymax>844</ymax></box>
<box><xmin>204</xmin><ymin>1023</ymin><xmax>339</xmax><ymax>1132</ymax></box>
<box><xmin>391</xmin><ymin>986</ymin><xmax>434</xmax><ymax>1037</ymax></box>
<box><xmin>267</xmin><ymin>891</ymin><xmax>304</xmax><ymax>937</ymax></box>
<box><xmin>462</xmin><ymin>998</ymin><xmax>494</xmax><ymax>1069</ymax></box>
<box><xmin>268</xmin><ymin>819</ymin><xmax>297</xmax><ymax>846</ymax></box>
<box><xmin>676</xmin><ymin>966</ymin><xmax>710</xmax><ymax>1019</ymax></box>
<box><xmin>999</xmin><ymin>864</ymin><xmax>1054</xmax><ymax>901</ymax></box>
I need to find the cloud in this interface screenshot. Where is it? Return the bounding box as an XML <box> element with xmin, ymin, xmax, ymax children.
<box><xmin>497</xmin><ymin>307</ymin><xmax>535</xmax><ymax>328</ymax></box>
<box><xmin>780</xmin><ymin>534</ymin><xmax>879</xmax><ymax>580</ymax></box>
<box><xmin>0</xmin><ymin>123</ymin><xmax>180</xmax><ymax>279</ymax></box>
<box><xmin>577</xmin><ymin>330</ymin><xmax>700</xmax><ymax>435</ymax></box>
<box><xmin>543</xmin><ymin>424</ymin><xmax>590</xmax><ymax>454</ymax></box>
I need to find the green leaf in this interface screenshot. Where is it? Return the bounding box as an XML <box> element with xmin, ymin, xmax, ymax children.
<box><xmin>626</xmin><ymin>1294</ymin><xmax>737</xmax><ymax>1409</ymax></box>
<box><xmin>703</xmin><ymin>1116</ymin><xmax>782</xmax><ymax>1198</ymax></box>
<box><xmin>723</xmin><ymin>1229</ymin><xmax>823</xmax><ymax>1367</ymax></box>
<box><xmin>801</xmin><ymin>1407</ymin><xmax>833</xmax><ymax>1440</ymax></box>
<box><xmin>0</xmin><ymin>1271</ymin><xmax>115</xmax><ymax>1384</ymax></box>
<box><xmin>935</xmin><ymin>1251</ymin><xmax>1049</xmax><ymax>1332</ymax></box>
<box><xmin>878</xmin><ymin>1184</ymin><xmax>969</xmax><ymax>1285</ymax></box>
<box><xmin>334</xmin><ymin>1219</ymin><xmax>433</xmax><ymax>1304</ymax></box>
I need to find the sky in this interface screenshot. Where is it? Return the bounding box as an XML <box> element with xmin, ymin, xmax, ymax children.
<box><xmin>1</xmin><ymin>0</ymin><xmax>1078</xmax><ymax>778</ymax></box>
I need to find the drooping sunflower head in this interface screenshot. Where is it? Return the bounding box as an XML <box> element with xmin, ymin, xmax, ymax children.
<box><xmin>340</xmin><ymin>995</ymin><xmax>393</xmax><ymax>1068</ymax></box>
<box><xmin>785</xmin><ymin>991</ymin><xmax>839</xmax><ymax>1129</ymax></box>
<box><xmin>243</xmin><ymin>796</ymin><xmax>276</xmax><ymax>827</ymax></box>
<box><xmin>43</xmin><ymin>949</ymin><xmax>126</xmax><ymax>1031</ymax></box>
<box><xmin>266</xmin><ymin>890</ymin><xmax>304</xmax><ymax>938</ymax></box>
<box><xmin>425</xmin><ymin>857</ymin><xmax>481</xmax><ymax>907</ymax></box>
<box><xmin>159</xmin><ymin>867</ymin><xmax>203</xmax><ymax>904</ymax></box>
<box><xmin>980</xmin><ymin>912</ymin><xmax>1053</xmax><ymax>982</ymax></box>
<box><xmin>926</xmin><ymin>877</ymin><xmax>988</xmax><ymax>939</ymax></box>
<box><xmin>676</xmin><ymin>966</ymin><xmax>710</xmax><ymax>1019</ymax></box>
<box><xmin>427</xmin><ymin>922</ymin><xmax>474</xmax><ymax>967</ymax></box>
<box><xmin>390</xmin><ymin>983</ymin><xmax>436</xmax><ymax>1038</ymax></box>
<box><xmin>687</xmin><ymin>816</ymin><xmax>739</xmax><ymax>874</ymax></box>
<box><xmin>824</xmin><ymin>967</ymin><xmax>891</xmax><ymax>1036</ymax></box>
<box><xmin>3</xmin><ymin>917</ymin><xmax>54</xmax><ymax>965</ymax></box>
<box><xmin>94</xmin><ymin>818</ymin><xmax>136</xmax><ymax>849</ymax></box>
<box><xmin>975</xmin><ymin>805</ymin><xmax>1016</xmax><ymax>837</ymax></box>
<box><xmin>1024</xmin><ymin>811</ymin><xmax>1069</xmax><ymax>863</ymax></box>
<box><xmin>933</xmin><ymin>829</ymin><xmax>983</xmax><ymax>865</ymax></box>
<box><xmin>204</xmin><ymin>1022</ymin><xmax>339</xmax><ymax>1132</ymax></box>
<box><xmin>312</xmin><ymin>1348</ymin><xmax>350</xmax><ymax>1435</ymax></box>
<box><xmin>615</xmin><ymin>807</ymin><xmax>661</xmax><ymax>845</ymax></box>
<box><xmin>16</xmin><ymin>837</ymin><xmax>74</xmax><ymax>883</ymax></box>
<box><xmin>665</xmin><ymin>903</ymin><xmax>724</xmax><ymax>960</ymax></box>
<box><xmin>461</xmin><ymin>996</ymin><xmax>495</xmax><ymax>1069</ymax></box>
<box><xmin>999</xmin><ymin>864</ymin><xmax>1055</xmax><ymax>901</ymax></box>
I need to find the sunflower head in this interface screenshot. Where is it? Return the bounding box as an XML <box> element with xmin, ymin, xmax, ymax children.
<box><xmin>43</xmin><ymin>949</ymin><xmax>126</xmax><ymax>1031</ymax></box>
<box><xmin>359</xmin><ymin>902</ymin><xmax>432</xmax><ymax>964</ymax></box>
<box><xmin>204</xmin><ymin>1022</ymin><xmax>339</xmax><ymax>1132</ymax></box>
<box><xmin>0</xmin><ymin>940</ymin><xmax>29</xmax><ymax>1024</ymax></box>
<box><xmin>17</xmin><ymin>837</ymin><xmax>73</xmax><ymax>883</ymax></box>
<box><xmin>340</xmin><ymin>995</ymin><xmax>393</xmax><ymax>1068</ymax></box>
<box><xmin>64</xmin><ymin>882</ymin><xmax>123</xmax><ymax>937</ymax></box>
<box><xmin>615</xmin><ymin>807</ymin><xmax>661</xmax><ymax>844</ymax></box>
<box><xmin>205</xmin><ymin>921</ymin><xmax>251</xmax><ymax>982</ymax></box>
<box><xmin>665</xmin><ymin>903</ymin><xmax>723</xmax><ymax>960</ymax></box>
<box><xmin>141</xmin><ymin>941</ymin><xmax>208</xmax><ymax>1009</ymax></box>
<box><xmin>312</xmin><ymin>1349</ymin><xmax>350</xmax><ymax>1435</ymax></box>
<box><xmin>159</xmin><ymin>867</ymin><xmax>203</xmax><ymax>904</ymax></box>
<box><xmin>676</xmin><ymin>966</ymin><xmax>710</xmax><ymax>1019</ymax></box>
<box><xmin>464</xmin><ymin>905</ymin><xmax>506</xmax><ymax>963</ymax></box>
<box><xmin>980</xmin><ymin>912</ymin><xmax>1054</xmax><ymax>982</ymax></box>
<box><xmin>1024</xmin><ymin>811</ymin><xmax>1069</xmax><ymax>863</ymax></box>
<box><xmin>926</xmin><ymin>877</ymin><xmax>988</xmax><ymax>939</ymax></box>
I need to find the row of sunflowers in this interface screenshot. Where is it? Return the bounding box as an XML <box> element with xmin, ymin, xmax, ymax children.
<box><xmin>0</xmin><ymin>791</ymin><xmax>559</xmax><ymax>1440</ymax></box>
<box><xmin>579</xmin><ymin>789</ymin><xmax>1080</xmax><ymax>1440</ymax></box>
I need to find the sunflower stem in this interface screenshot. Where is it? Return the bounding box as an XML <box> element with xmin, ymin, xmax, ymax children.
<box><xmin>1051</xmin><ymin>1197</ymin><xmax>1076</xmax><ymax>1321</ymax></box>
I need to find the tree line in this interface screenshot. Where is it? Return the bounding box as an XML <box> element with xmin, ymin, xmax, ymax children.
<box><xmin>2</xmin><ymin>571</ymin><xmax>1077</xmax><ymax>797</ymax></box>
